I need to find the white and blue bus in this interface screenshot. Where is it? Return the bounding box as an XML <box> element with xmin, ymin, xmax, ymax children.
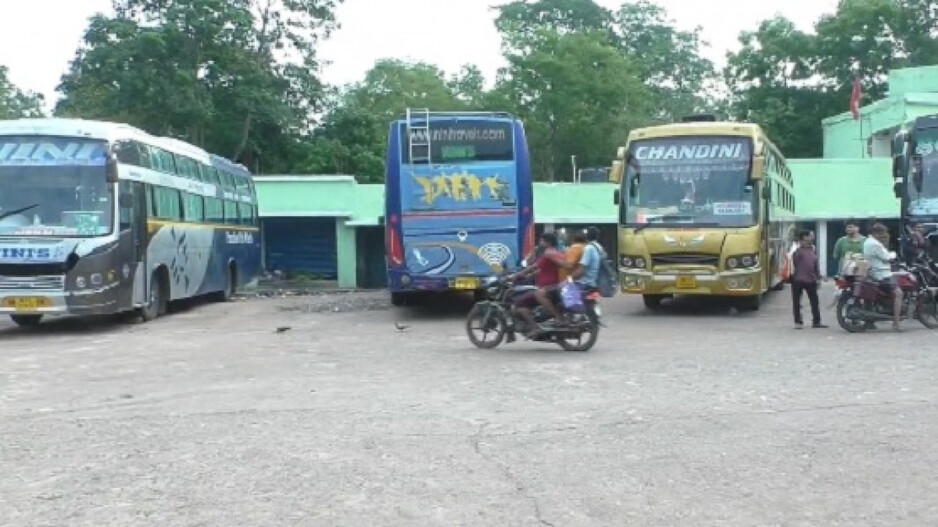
<box><xmin>0</xmin><ymin>118</ymin><xmax>261</xmax><ymax>326</ymax></box>
<box><xmin>384</xmin><ymin>109</ymin><xmax>535</xmax><ymax>306</ymax></box>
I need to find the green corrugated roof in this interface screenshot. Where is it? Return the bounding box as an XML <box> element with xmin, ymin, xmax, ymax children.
<box><xmin>789</xmin><ymin>158</ymin><xmax>898</xmax><ymax>219</ymax></box>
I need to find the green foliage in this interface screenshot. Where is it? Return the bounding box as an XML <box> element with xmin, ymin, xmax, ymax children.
<box><xmin>0</xmin><ymin>65</ymin><xmax>44</xmax><ymax>119</ymax></box>
<box><xmin>56</xmin><ymin>0</ymin><xmax>340</xmax><ymax>168</ymax></box>
<box><xmin>49</xmin><ymin>0</ymin><xmax>938</xmax><ymax>182</ymax></box>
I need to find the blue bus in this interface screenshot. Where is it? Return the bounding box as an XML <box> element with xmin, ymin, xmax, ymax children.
<box><xmin>384</xmin><ymin>109</ymin><xmax>535</xmax><ymax>305</ymax></box>
<box><xmin>0</xmin><ymin>118</ymin><xmax>261</xmax><ymax>326</ymax></box>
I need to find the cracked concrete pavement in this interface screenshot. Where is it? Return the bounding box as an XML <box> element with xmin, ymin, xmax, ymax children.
<box><xmin>2</xmin><ymin>289</ymin><xmax>938</xmax><ymax>526</ymax></box>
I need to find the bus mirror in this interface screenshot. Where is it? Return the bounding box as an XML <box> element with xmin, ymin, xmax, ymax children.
<box><xmin>613</xmin><ymin>189</ymin><xmax>620</xmax><ymax>205</ymax></box>
<box><xmin>892</xmin><ymin>155</ymin><xmax>904</xmax><ymax>180</ymax></box>
<box><xmin>893</xmin><ymin>181</ymin><xmax>903</xmax><ymax>199</ymax></box>
<box><xmin>912</xmin><ymin>155</ymin><xmax>924</xmax><ymax>192</ymax></box>
<box><xmin>628</xmin><ymin>178</ymin><xmax>639</xmax><ymax>198</ymax></box>
<box><xmin>119</xmin><ymin>193</ymin><xmax>134</xmax><ymax>208</ymax></box>
<box><xmin>761</xmin><ymin>186</ymin><xmax>771</xmax><ymax>201</ymax></box>
<box><xmin>609</xmin><ymin>160</ymin><xmax>623</xmax><ymax>183</ymax></box>
<box><xmin>106</xmin><ymin>153</ymin><xmax>119</xmax><ymax>183</ymax></box>
<box><xmin>616</xmin><ymin>146</ymin><xmax>626</xmax><ymax>158</ymax></box>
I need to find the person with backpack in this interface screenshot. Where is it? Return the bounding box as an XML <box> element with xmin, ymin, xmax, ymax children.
<box><xmin>584</xmin><ymin>226</ymin><xmax>617</xmax><ymax>298</ymax></box>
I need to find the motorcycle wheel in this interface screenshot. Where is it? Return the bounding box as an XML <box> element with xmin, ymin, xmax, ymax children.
<box><xmin>836</xmin><ymin>292</ymin><xmax>868</xmax><ymax>333</ymax></box>
<box><xmin>466</xmin><ymin>302</ymin><xmax>507</xmax><ymax>349</ymax></box>
<box><xmin>916</xmin><ymin>292</ymin><xmax>938</xmax><ymax>329</ymax></box>
<box><xmin>557</xmin><ymin>311</ymin><xmax>599</xmax><ymax>352</ymax></box>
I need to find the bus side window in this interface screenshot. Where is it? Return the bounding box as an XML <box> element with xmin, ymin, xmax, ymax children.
<box><xmin>115</xmin><ymin>141</ymin><xmax>142</xmax><ymax>167</ymax></box>
<box><xmin>119</xmin><ymin>181</ymin><xmax>133</xmax><ymax>231</ymax></box>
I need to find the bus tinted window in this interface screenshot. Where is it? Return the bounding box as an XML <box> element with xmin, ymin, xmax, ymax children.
<box><xmin>403</xmin><ymin>120</ymin><xmax>513</xmax><ymax>163</ymax></box>
<box><xmin>205</xmin><ymin>197</ymin><xmax>224</xmax><ymax>223</ymax></box>
<box><xmin>154</xmin><ymin>187</ymin><xmax>182</xmax><ymax>220</ymax></box>
<box><xmin>223</xmin><ymin>200</ymin><xmax>238</xmax><ymax>223</ymax></box>
<box><xmin>183</xmin><ymin>193</ymin><xmax>204</xmax><ymax>222</ymax></box>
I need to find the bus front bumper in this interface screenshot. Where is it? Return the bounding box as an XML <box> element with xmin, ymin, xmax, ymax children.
<box><xmin>619</xmin><ymin>268</ymin><xmax>763</xmax><ymax>296</ymax></box>
<box><xmin>0</xmin><ymin>285</ymin><xmax>122</xmax><ymax>316</ymax></box>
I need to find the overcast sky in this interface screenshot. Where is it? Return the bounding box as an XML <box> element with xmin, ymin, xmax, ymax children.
<box><xmin>0</xmin><ymin>0</ymin><xmax>839</xmax><ymax>110</ymax></box>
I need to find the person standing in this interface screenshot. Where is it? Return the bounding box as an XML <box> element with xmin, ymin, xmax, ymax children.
<box><xmin>791</xmin><ymin>230</ymin><xmax>827</xmax><ymax>329</ymax></box>
<box><xmin>832</xmin><ymin>219</ymin><xmax>866</xmax><ymax>276</ymax></box>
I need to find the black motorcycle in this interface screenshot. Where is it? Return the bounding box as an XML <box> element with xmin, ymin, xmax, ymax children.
<box><xmin>465</xmin><ymin>273</ymin><xmax>601</xmax><ymax>352</ymax></box>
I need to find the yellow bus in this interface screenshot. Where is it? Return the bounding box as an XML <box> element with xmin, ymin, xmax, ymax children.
<box><xmin>609</xmin><ymin>116</ymin><xmax>796</xmax><ymax>311</ymax></box>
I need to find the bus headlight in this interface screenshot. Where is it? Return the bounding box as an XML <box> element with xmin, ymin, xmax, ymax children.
<box><xmin>620</xmin><ymin>256</ymin><xmax>646</xmax><ymax>269</ymax></box>
<box><xmin>75</xmin><ymin>276</ymin><xmax>87</xmax><ymax>289</ymax></box>
<box><xmin>90</xmin><ymin>273</ymin><xmax>103</xmax><ymax>286</ymax></box>
<box><xmin>726</xmin><ymin>254</ymin><xmax>759</xmax><ymax>270</ymax></box>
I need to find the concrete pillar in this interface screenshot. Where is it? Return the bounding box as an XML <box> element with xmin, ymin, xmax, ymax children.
<box><xmin>335</xmin><ymin>219</ymin><xmax>357</xmax><ymax>289</ymax></box>
<box><xmin>817</xmin><ymin>220</ymin><xmax>829</xmax><ymax>277</ymax></box>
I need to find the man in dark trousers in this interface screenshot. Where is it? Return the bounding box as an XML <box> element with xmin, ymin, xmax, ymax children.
<box><xmin>791</xmin><ymin>229</ymin><xmax>827</xmax><ymax>329</ymax></box>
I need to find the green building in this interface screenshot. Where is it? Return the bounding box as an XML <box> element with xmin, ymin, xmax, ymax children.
<box><xmin>254</xmin><ymin>66</ymin><xmax>938</xmax><ymax>288</ymax></box>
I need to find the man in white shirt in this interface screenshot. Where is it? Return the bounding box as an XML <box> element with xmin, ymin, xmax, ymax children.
<box><xmin>863</xmin><ymin>223</ymin><xmax>902</xmax><ymax>331</ymax></box>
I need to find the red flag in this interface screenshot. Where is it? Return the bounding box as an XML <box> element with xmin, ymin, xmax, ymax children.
<box><xmin>850</xmin><ymin>77</ymin><xmax>862</xmax><ymax>120</ymax></box>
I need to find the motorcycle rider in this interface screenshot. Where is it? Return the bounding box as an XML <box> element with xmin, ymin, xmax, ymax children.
<box><xmin>863</xmin><ymin>223</ymin><xmax>902</xmax><ymax>331</ymax></box>
<box><xmin>512</xmin><ymin>232</ymin><xmax>567</xmax><ymax>338</ymax></box>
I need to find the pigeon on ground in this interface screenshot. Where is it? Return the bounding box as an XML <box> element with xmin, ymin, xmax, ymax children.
<box><xmin>275</xmin><ymin>326</ymin><xmax>291</xmax><ymax>333</ymax></box>
<box><xmin>394</xmin><ymin>322</ymin><xmax>410</xmax><ymax>332</ymax></box>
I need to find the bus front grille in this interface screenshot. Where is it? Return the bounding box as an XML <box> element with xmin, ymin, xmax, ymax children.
<box><xmin>0</xmin><ymin>275</ymin><xmax>66</xmax><ymax>292</ymax></box>
<box><xmin>651</xmin><ymin>253</ymin><xmax>719</xmax><ymax>267</ymax></box>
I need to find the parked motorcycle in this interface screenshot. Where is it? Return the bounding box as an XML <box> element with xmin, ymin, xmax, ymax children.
<box><xmin>834</xmin><ymin>256</ymin><xmax>938</xmax><ymax>332</ymax></box>
<box><xmin>465</xmin><ymin>273</ymin><xmax>601</xmax><ymax>352</ymax></box>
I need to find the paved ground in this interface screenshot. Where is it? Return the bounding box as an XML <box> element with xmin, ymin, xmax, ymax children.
<box><xmin>1</xmin><ymin>286</ymin><xmax>937</xmax><ymax>526</ymax></box>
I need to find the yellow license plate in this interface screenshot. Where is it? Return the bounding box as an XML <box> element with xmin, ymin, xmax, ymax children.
<box><xmin>2</xmin><ymin>296</ymin><xmax>51</xmax><ymax>312</ymax></box>
<box><xmin>675</xmin><ymin>276</ymin><xmax>697</xmax><ymax>289</ymax></box>
<box><xmin>451</xmin><ymin>277</ymin><xmax>480</xmax><ymax>290</ymax></box>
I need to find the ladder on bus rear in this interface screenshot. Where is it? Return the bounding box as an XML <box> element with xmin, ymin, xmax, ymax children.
<box><xmin>406</xmin><ymin>108</ymin><xmax>432</xmax><ymax>165</ymax></box>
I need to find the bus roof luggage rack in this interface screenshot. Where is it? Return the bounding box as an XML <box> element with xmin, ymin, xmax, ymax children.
<box><xmin>679</xmin><ymin>113</ymin><xmax>719</xmax><ymax>123</ymax></box>
<box><xmin>405</xmin><ymin>108</ymin><xmax>432</xmax><ymax>164</ymax></box>
<box><xmin>397</xmin><ymin>110</ymin><xmax>513</xmax><ymax>120</ymax></box>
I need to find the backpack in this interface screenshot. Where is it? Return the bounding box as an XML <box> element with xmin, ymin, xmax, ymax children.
<box><xmin>589</xmin><ymin>242</ymin><xmax>618</xmax><ymax>298</ymax></box>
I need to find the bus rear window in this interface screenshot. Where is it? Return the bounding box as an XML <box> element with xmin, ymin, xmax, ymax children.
<box><xmin>403</xmin><ymin>120</ymin><xmax>513</xmax><ymax>163</ymax></box>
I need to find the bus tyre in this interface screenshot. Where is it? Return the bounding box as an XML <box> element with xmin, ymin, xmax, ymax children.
<box><xmin>643</xmin><ymin>295</ymin><xmax>665</xmax><ymax>310</ymax></box>
<box><xmin>140</xmin><ymin>271</ymin><xmax>166</xmax><ymax>322</ymax></box>
<box><xmin>736</xmin><ymin>294</ymin><xmax>761</xmax><ymax>312</ymax></box>
<box><xmin>212</xmin><ymin>264</ymin><xmax>236</xmax><ymax>302</ymax></box>
<box><xmin>10</xmin><ymin>314</ymin><xmax>42</xmax><ymax>327</ymax></box>
<box><xmin>390</xmin><ymin>292</ymin><xmax>408</xmax><ymax>307</ymax></box>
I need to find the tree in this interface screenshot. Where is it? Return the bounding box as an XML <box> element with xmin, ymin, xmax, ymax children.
<box><xmin>724</xmin><ymin>17</ymin><xmax>835</xmax><ymax>158</ymax></box>
<box><xmin>496</xmin><ymin>30</ymin><xmax>651</xmax><ymax>181</ymax></box>
<box><xmin>0</xmin><ymin>65</ymin><xmax>44</xmax><ymax>119</ymax></box>
<box><xmin>295</xmin><ymin>59</ymin><xmax>473</xmax><ymax>182</ymax></box>
<box><xmin>612</xmin><ymin>1</ymin><xmax>716</xmax><ymax>121</ymax></box>
<box><xmin>56</xmin><ymin>0</ymin><xmax>340</xmax><ymax>168</ymax></box>
<box><xmin>494</xmin><ymin>0</ymin><xmax>613</xmax><ymax>53</ymax></box>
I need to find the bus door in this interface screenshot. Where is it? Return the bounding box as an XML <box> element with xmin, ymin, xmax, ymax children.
<box><xmin>119</xmin><ymin>181</ymin><xmax>149</xmax><ymax>306</ymax></box>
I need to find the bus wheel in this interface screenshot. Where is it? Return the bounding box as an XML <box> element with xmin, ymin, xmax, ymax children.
<box><xmin>140</xmin><ymin>271</ymin><xmax>167</xmax><ymax>322</ymax></box>
<box><xmin>643</xmin><ymin>294</ymin><xmax>665</xmax><ymax>310</ymax></box>
<box><xmin>10</xmin><ymin>314</ymin><xmax>42</xmax><ymax>327</ymax></box>
<box><xmin>212</xmin><ymin>264</ymin><xmax>237</xmax><ymax>302</ymax></box>
<box><xmin>390</xmin><ymin>292</ymin><xmax>408</xmax><ymax>307</ymax></box>
<box><xmin>736</xmin><ymin>295</ymin><xmax>761</xmax><ymax>312</ymax></box>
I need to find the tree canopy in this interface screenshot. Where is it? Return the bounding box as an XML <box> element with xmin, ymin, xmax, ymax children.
<box><xmin>0</xmin><ymin>0</ymin><xmax>933</xmax><ymax>180</ymax></box>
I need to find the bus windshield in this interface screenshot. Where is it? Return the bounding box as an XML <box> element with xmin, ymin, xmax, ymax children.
<box><xmin>622</xmin><ymin>135</ymin><xmax>756</xmax><ymax>228</ymax></box>
<box><xmin>909</xmin><ymin>128</ymin><xmax>938</xmax><ymax>217</ymax></box>
<box><xmin>0</xmin><ymin>136</ymin><xmax>112</xmax><ymax>237</ymax></box>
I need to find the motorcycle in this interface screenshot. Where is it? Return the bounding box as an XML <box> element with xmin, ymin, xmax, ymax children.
<box><xmin>834</xmin><ymin>255</ymin><xmax>938</xmax><ymax>332</ymax></box>
<box><xmin>465</xmin><ymin>273</ymin><xmax>602</xmax><ymax>352</ymax></box>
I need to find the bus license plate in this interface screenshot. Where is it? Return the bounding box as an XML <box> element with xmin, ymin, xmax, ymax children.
<box><xmin>451</xmin><ymin>277</ymin><xmax>480</xmax><ymax>290</ymax></box>
<box><xmin>2</xmin><ymin>296</ymin><xmax>51</xmax><ymax>312</ymax></box>
<box><xmin>676</xmin><ymin>276</ymin><xmax>697</xmax><ymax>289</ymax></box>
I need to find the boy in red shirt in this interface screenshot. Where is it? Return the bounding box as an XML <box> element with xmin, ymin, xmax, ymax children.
<box><xmin>513</xmin><ymin>232</ymin><xmax>567</xmax><ymax>337</ymax></box>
